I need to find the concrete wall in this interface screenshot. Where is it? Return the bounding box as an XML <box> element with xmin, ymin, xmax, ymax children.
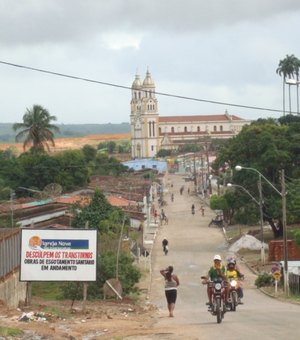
<box><xmin>0</xmin><ymin>271</ymin><xmax>27</xmax><ymax>308</ymax></box>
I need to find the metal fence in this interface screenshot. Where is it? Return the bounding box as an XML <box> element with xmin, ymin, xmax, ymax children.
<box><xmin>289</xmin><ymin>272</ymin><xmax>300</xmax><ymax>295</ymax></box>
<box><xmin>0</xmin><ymin>228</ymin><xmax>21</xmax><ymax>280</ymax></box>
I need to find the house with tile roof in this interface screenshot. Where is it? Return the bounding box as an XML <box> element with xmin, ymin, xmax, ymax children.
<box><xmin>130</xmin><ymin>70</ymin><xmax>251</xmax><ymax>158</ymax></box>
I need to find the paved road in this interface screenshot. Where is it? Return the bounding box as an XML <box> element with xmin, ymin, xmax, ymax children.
<box><xmin>146</xmin><ymin>173</ymin><xmax>300</xmax><ymax>340</ymax></box>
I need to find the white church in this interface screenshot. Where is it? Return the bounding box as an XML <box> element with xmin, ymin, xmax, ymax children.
<box><xmin>130</xmin><ymin>70</ymin><xmax>250</xmax><ymax>159</ymax></box>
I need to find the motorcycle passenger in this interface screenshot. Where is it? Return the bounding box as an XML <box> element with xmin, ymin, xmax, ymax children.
<box><xmin>205</xmin><ymin>254</ymin><xmax>229</xmax><ymax>309</ymax></box>
<box><xmin>226</xmin><ymin>258</ymin><xmax>244</xmax><ymax>303</ymax></box>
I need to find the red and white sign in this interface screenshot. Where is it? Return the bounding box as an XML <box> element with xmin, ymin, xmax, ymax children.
<box><xmin>20</xmin><ymin>229</ymin><xmax>97</xmax><ymax>282</ymax></box>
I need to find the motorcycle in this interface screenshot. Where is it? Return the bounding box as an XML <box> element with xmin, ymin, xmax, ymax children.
<box><xmin>163</xmin><ymin>244</ymin><xmax>169</xmax><ymax>255</ymax></box>
<box><xmin>228</xmin><ymin>278</ymin><xmax>239</xmax><ymax>311</ymax></box>
<box><xmin>202</xmin><ymin>277</ymin><xmax>227</xmax><ymax>323</ymax></box>
<box><xmin>228</xmin><ymin>277</ymin><xmax>243</xmax><ymax>311</ymax></box>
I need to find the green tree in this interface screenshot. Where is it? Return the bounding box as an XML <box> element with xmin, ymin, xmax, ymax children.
<box><xmin>53</xmin><ymin>150</ymin><xmax>89</xmax><ymax>190</ymax></box>
<box><xmin>277</xmin><ymin>55</ymin><xmax>300</xmax><ymax>115</ymax></box>
<box><xmin>13</xmin><ymin>105</ymin><xmax>60</xmax><ymax>153</ymax></box>
<box><xmin>157</xmin><ymin>149</ymin><xmax>172</xmax><ymax>157</ymax></box>
<box><xmin>93</xmin><ymin>153</ymin><xmax>128</xmax><ymax>176</ymax></box>
<box><xmin>82</xmin><ymin>144</ymin><xmax>97</xmax><ymax>162</ymax></box>
<box><xmin>213</xmin><ymin>120</ymin><xmax>300</xmax><ymax>237</ymax></box>
<box><xmin>72</xmin><ymin>189</ymin><xmax>122</xmax><ymax>232</ymax></box>
<box><xmin>17</xmin><ymin>152</ymin><xmax>59</xmax><ymax>190</ymax></box>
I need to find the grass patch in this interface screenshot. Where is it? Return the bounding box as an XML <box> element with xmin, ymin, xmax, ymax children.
<box><xmin>32</xmin><ymin>281</ymin><xmax>65</xmax><ymax>300</ymax></box>
<box><xmin>0</xmin><ymin>326</ymin><xmax>23</xmax><ymax>337</ymax></box>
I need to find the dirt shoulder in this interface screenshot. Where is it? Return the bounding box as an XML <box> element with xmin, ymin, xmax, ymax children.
<box><xmin>0</xmin><ymin>296</ymin><xmax>159</xmax><ymax>339</ymax></box>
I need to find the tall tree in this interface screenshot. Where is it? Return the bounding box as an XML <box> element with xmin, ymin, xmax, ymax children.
<box><xmin>294</xmin><ymin>57</ymin><xmax>300</xmax><ymax>114</ymax></box>
<box><xmin>13</xmin><ymin>104</ymin><xmax>60</xmax><ymax>153</ymax></box>
<box><xmin>277</xmin><ymin>55</ymin><xmax>300</xmax><ymax>115</ymax></box>
<box><xmin>212</xmin><ymin>120</ymin><xmax>300</xmax><ymax>238</ymax></box>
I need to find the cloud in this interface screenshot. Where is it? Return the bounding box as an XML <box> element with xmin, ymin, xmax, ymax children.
<box><xmin>101</xmin><ymin>32</ymin><xmax>142</xmax><ymax>50</ymax></box>
<box><xmin>1</xmin><ymin>0</ymin><xmax>300</xmax><ymax>46</ymax></box>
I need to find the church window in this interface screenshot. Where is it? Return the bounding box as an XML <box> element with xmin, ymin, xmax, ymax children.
<box><xmin>197</xmin><ymin>126</ymin><xmax>200</xmax><ymax>132</ymax></box>
<box><xmin>152</xmin><ymin>121</ymin><xmax>155</xmax><ymax>136</ymax></box>
<box><xmin>148</xmin><ymin>121</ymin><xmax>152</xmax><ymax>136</ymax></box>
<box><xmin>171</xmin><ymin>127</ymin><xmax>175</xmax><ymax>133</ymax></box>
<box><xmin>184</xmin><ymin>126</ymin><xmax>187</xmax><ymax>132</ymax></box>
<box><xmin>151</xmin><ymin>145</ymin><xmax>154</xmax><ymax>151</ymax></box>
<box><xmin>139</xmin><ymin>92</ymin><xmax>141</xmax><ymax>99</ymax></box>
<box><xmin>214</xmin><ymin>125</ymin><xmax>217</xmax><ymax>131</ymax></box>
<box><xmin>220</xmin><ymin>125</ymin><xmax>223</xmax><ymax>131</ymax></box>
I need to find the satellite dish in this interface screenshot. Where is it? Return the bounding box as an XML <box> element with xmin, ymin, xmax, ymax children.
<box><xmin>42</xmin><ymin>183</ymin><xmax>62</xmax><ymax>199</ymax></box>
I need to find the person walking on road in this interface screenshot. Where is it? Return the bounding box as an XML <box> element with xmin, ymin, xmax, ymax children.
<box><xmin>160</xmin><ymin>265</ymin><xmax>180</xmax><ymax>317</ymax></box>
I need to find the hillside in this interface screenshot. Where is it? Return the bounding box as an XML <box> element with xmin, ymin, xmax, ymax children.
<box><xmin>0</xmin><ymin>123</ymin><xmax>130</xmax><ymax>143</ymax></box>
<box><xmin>0</xmin><ymin>133</ymin><xmax>131</xmax><ymax>153</ymax></box>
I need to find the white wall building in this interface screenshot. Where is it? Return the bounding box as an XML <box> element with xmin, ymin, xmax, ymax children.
<box><xmin>130</xmin><ymin>70</ymin><xmax>251</xmax><ymax>159</ymax></box>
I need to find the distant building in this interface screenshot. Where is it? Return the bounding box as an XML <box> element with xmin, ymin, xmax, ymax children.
<box><xmin>130</xmin><ymin>70</ymin><xmax>251</xmax><ymax>159</ymax></box>
<box><xmin>122</xmin><ymin>159</ymin><xmax>167</xmax><ymax>173</ymax></box>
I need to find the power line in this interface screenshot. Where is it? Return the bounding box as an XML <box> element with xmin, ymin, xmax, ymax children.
<box><xmin>0</xmin><ymin>60</ymin><xmax>290</xmax><ymax>114</ymax></box>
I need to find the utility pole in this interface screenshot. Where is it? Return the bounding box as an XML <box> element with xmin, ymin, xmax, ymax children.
<box><xmin>193</xmin><ymin>152</ymin><xmax>197</xmax><ymax>192</ymax></box>
<box><xmin>281</xmin><ymin>169</ymin><xmax>289</xmax><ymax>295</ymax></box>
<box><xmin>258</xmin><ymin>175</ymin><xmax>265</xmax><ymax>265</ymax></box>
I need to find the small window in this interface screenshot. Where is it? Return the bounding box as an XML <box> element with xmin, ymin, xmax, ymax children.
<box><xmin>151</xmin><ymin>145</ymin><xmax>154</xmax><ymax>151</ymax></box>
<box><xmin>214</xmin><ymin>126</ymin><xmax>217</xmax><ymax>131</ymax></box>
<box><xmin>220</xmin><ymin>125</ymin><xmax>223</xmax><ymax>131</ymax></box>
<box><xmin>197</xmin><ymin>126</ymin><xmax>200</xmax><ymax>132</ymax></box>
<box><xmin>152</xmin><ymin>165</ymin><xmax>157</xmax><ymax>169</ymax></box>
<box><xmin>184</xmin><ymin>126</ymin><xmax>187</xmax><ymax>132</ymax></box>
<box><xmin>171</xmin><ymin>127</ymin><xmax>175</xmax><ymax>133</ymax></box>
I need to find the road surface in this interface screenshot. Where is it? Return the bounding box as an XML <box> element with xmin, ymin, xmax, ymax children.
<box><xmin>140</xmin><ymin>173</ymin><xmax>300</xmax><ymax>340</ymax></box>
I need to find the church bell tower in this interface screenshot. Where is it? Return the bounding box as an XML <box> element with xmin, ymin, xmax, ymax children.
<box><xmin>130</xmin><ymin>69</ymin><xmax>159</xmax><ymax>159</ymax></box>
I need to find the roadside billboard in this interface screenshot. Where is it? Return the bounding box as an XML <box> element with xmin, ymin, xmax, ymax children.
<box><xmin>20</xmin><ymin>229</ymin><xmax>97</xmax><ymax>281</ymax></box>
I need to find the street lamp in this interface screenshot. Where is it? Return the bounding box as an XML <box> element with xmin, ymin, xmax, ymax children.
<box><xmin>227</xmin><ymin>183</ymin><xmax>265</xmax><ymax>264</ymax></box>
<box><xmin>235</xmin><ymin>165</ymin><xmax>288</xmax><ymax>295</ymax></box>
<box><xmin>227</xmin><ymin>183</ymin><xmax>259</xmax><ymax>205</ymax></box>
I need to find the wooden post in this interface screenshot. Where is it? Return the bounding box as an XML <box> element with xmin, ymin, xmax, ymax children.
<box><xmin>82</xmin><ymin>221</ymin><xmax>89</xmax><ymax>311</ymax></box>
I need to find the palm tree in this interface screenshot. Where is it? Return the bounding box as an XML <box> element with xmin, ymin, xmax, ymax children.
<box><xmin>13</xmin><ymin>104</ymin><xmax>60</xmax><ymax>153</ymax></box>
<box><xmin>276</xmin><ymin>55</ymin><xmax>296</xmax><ymax>115</ymax></box>
<box><xmin>294</xmin><ymin>57</ymin><xmax>300</xmax><ymax>115</ymax></box>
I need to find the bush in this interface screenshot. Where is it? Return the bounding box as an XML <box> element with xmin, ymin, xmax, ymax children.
<box><xmin>61</xmin><ymin>252</ymin><xmax>141</xmax><ymax>300</ymax></box>
<box><xmin>255</xmin><ymin>272</ymin><xmax>272</xmax><ymax>287</ymax></box>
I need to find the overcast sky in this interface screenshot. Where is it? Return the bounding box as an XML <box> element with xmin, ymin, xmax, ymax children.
<box><xmin>1</xmin><ymin>0</ymin><xmax>300</xmax><ymax>124</ymax></box>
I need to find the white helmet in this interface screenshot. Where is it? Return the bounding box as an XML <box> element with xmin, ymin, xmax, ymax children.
<box><xmin>213</xmin><ymin>254</ymin><xmax>222</xmax><ymax>261</ymax></box>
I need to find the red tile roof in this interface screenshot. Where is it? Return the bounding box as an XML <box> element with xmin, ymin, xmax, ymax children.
<box><xmin>159</xmin><ymin>114</ymin><xmax>244</xmax><ymax>123</ymax></box>
<box><xmin>107</xmin><ymin>196</ymin><xmax>135</xmax><ymax>207</ymax></box>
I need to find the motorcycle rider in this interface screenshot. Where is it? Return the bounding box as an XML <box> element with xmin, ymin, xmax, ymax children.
<box><xmin>226</xmin><ymin>257</ymin><xmax>244</xmax><ymax>303</ymax></box>
<box><xmin>162</xmin><ymin>237</ymin><xmax>169</xmax><ymax>255</ymax></box>
<box><xmin>204</xmin><ymin>254</ymin><xmax>229</xmax><ymax>310</ymax></box>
